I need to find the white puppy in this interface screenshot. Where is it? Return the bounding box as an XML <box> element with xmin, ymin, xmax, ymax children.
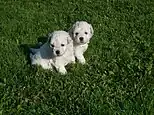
<box><xmin>30</xmin><ymin>31</ymin><xmax>75</xmax><ymax>74</ymax></box>
<box><xmin>69</xmin><ymin>21</ymin><xmax>94</xmax><ymax>64</ymax></box>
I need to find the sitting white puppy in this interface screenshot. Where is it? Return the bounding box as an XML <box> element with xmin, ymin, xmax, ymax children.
<box><xmin>69</xmin><ymin>21</ymin><xmax>94</xmax><ymax>64</ymax></box>
<box><xmin>30</xmin><ymin>31</ymin><xmax>75</xmax><ymax>74</ymax></box>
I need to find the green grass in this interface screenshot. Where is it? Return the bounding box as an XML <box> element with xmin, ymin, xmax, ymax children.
<box><xmin>0</xmin><ymin>0</ymin><xmax>154</xmax><ymax>114</ymax></box>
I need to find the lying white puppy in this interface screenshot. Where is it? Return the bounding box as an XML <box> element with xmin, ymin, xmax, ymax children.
<box><xmin>30</xmin><ymin>31</ymin><xmax>75</xmax><ymax>74</ymax></box>
<box><xmin>69</xmin><ymin>21</ymin><xmax>94</xmax><ymax>64</ymax></box>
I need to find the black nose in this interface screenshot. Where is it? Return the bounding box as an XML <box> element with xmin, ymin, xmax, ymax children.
<box><xmin>56</xmin><ymin>50</ymin><xmax>60</xmax><ymax>55</ymax></box>
<box><xmin>79</xmin><ymin>37</ymin><xmax>84</xmax><ymax>41</ymax></box>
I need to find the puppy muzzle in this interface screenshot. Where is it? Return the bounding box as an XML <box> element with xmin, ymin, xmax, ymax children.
<box><xmin>75</xmin><ymin>37</ymin><xmax>88</xmax><ymax>45</ymax></box>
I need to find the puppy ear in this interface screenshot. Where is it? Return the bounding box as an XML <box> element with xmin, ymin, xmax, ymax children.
<box><xmin>68</xmin><ymin>25</ymin><xmax>75</xmax><ymax>38</ymax></box>
<box><xmin>67</xmin><ymin>36</ymin><xmax>73</xmax><ymax>44</ymax></box>
<box><xmin>68</xmin><ymin>28</ymin><xmax>73</xmax><ymax>38</ymax></box>
<box><xmin>68</xmin><ymin>22</ymin><xmax>79</xmax><ymax>38</ymax></box>
<box><xmin>89</xmin><ymin>24</ymin><xmax>94</xmax><ymax>36</ymax></box>
<box><xmin>47</xmin><ymin>33</ymin><xmax>53</xmax><ymax>43</ymax></box>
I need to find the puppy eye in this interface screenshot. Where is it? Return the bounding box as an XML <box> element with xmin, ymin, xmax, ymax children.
<box><xmin>75</xmin><ymin>32</ymin><xmax>79</xmax><ymax>36</ymax></box>
<box><xmin>85</xmin><ymin>32</ymin><xmax>88</xmax><ymax>34</ymax></box>
<box><xmin>61</xmin><ymin>44</ymin><xmax>65</xmax><ymax>46</ymax></box>
<box><xmin>51</xmin><ymin>44</ymin><xmax>54</xmax><ymax>47</ymax></box>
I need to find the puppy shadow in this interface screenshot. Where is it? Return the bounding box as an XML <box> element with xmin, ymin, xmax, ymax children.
<box><xmin>19</xmin><ymin>44</ymin><xmax>32</xmax><ymax>65</ymax></box>
<box><xmin>37</xmin><ymin>36</ymin><xmax>48</xmax><ymax>44</ymax></box>
<box><xmin>19</xmin><ymin>36</ymin><xmax>48</xmax><ymax>64</ymax></box>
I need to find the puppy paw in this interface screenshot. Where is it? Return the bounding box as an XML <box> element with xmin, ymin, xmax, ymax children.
<box><xmin>75</xmin><ymin>54</ymin><xmax>86</xmax><ymax>65</ymax></box>
<box><xmin>60</xmin><ymin>69</ymin><xmax>67</xmax><ymax>75</ymax></box>
<box><xmin>79</xmin><ymin>58</ymin><xmax>86</xmax><ymax>65</ymax></box>
<box><xmin>71</xmin><ymin>56</ymin><xmax>76</xmax><ymax>64</ymax></box>
<box><xmin>58</xmin><ymin>67</ymin><xmax>67</xmax><ymax>75</ymax></box>
<box><xmin>71</xmin><ymin>60</ymin><xmax>76</xmax><ymax>64</ymax></box>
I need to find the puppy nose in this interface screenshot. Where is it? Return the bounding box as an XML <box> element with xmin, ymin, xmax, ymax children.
<box><xmin>79</xmin><ymin>37</ymin><xmax>84</xmax><ymax>41</ymax></box>
<box><xmin>56</xmin><ymin>50</ymin><xmax>60</xmax><ymax>55</ymax></box>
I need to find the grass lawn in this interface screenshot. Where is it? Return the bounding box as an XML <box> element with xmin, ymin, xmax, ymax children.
<box><xmin>0</xmin><ymin>0</ymin><xmax>154</xmax><ymax>114</ymax></box>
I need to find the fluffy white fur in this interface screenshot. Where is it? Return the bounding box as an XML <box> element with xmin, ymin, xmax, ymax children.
<box><xmin>30</xmin><ymin>31</ymin><xmax>75</xmax><ymax>74</ymax></box>
<box><xmin>69</xmin><ymin>21</ymin><xmax>94</xmax><ymax>64</ymax></box>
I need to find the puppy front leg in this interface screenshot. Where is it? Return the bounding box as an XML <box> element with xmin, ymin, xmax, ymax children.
<box><xmin>74</xmin><ymin>44</ymin><xmax>88</xmax><ymax>64</ymax></box>
<box><xmin>41</xmin><ymin>62</ymin><xmax>53</xmax><ymax>70</ymax></box>
<box><xmin>75</xmin><ymin>53</ymin><xmax>86</xmax><ymax>64</ymax></box>
<box><xmin>59</xmin><ymin>66</ymin><xmax>67</xmax><ymax>74</ymax></box>
<box><xmin>55</xmin><ymin>65</ymin><xmax>67</xmax><ymax>75</ymax></box>
<box><xmin>71</xmin><ymin>56</ymin><xmax>76</xmax><ymax>64</ymax></box>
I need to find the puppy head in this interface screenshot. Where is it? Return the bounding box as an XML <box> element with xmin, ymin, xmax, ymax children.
<box><xmin>48</xmin><ymin>31</ymin><xmax>72</xmax><ymax>57</ymax></box>
<box><xmin>69</xmin><ymin>21</ymin><xmax>94</xmax><ymax>45</ymax></box>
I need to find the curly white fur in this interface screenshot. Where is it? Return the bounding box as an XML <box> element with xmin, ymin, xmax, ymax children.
<box><xmin>69</xmin><ymin>21</ymin><xmax>94</xmax><ymax>64</ymax></box>
<box><xmin>30</xmin><ymin>31</ymin><xmax>75</xmax><ymax>74</ymax></box>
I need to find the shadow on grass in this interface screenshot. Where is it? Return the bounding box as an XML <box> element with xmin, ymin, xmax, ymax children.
<box><xmin>37</xmin><ymin>36</ymin><xmax>48</xmax><ymax>44</ymax></box>
<box><xmin>19</xmin><ymin>36</ymin><xmax>48</xmax><ymax>65</ymax></box>
<box><xmin>19</xmin><ymin>44</ymin><xmax>32</xmax><ymax>65</ymax></box>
